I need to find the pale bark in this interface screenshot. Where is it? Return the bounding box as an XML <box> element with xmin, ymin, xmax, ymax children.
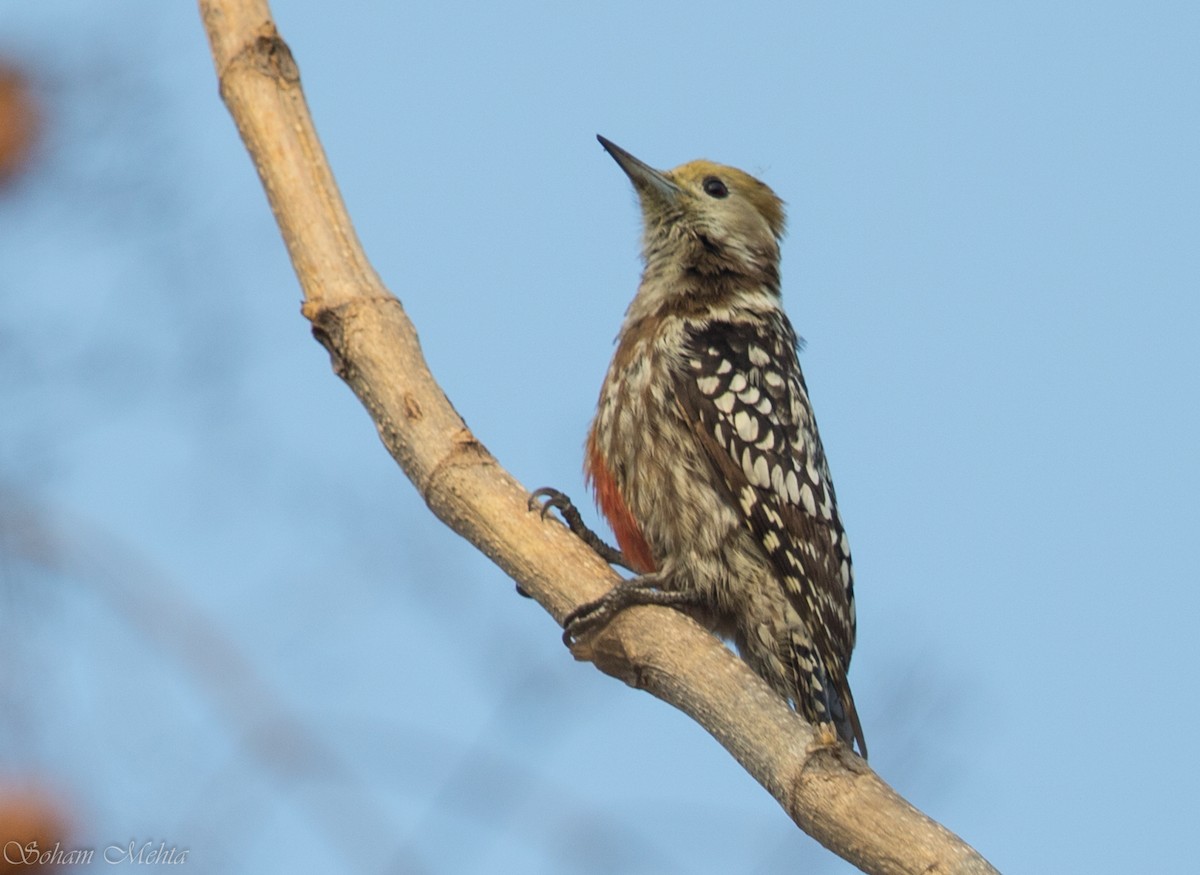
<box><xmin>197</xmin><ymin>3</ymin><xmax>1000</xmax><ymax>872</ymax></box>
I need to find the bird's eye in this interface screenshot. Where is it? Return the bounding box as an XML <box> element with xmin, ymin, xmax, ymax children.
<box><xmin>702</xmin><ymin>177</ymin><xmax>729</xmax><ymax>199</ymax></box>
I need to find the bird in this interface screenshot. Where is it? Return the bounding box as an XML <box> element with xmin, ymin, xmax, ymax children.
<box><xmin>532</xmin><ymin>136</ymin><xmax>865</xmax><ymax>757</ymax></box>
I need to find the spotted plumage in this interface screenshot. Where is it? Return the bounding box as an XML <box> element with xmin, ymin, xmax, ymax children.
<box><xmin>548</xmin><ymin>136</ymin><xmax>865</xmax><ymax>756</ymax></box>
<box><xmin>677</xmin><ymin>317</ymin><xmax>859</xmax><ymax>747</ymax></box>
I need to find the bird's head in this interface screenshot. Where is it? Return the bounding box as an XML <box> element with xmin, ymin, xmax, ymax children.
<box><xmin>598</xmin><ymin>135</ymin><xmax>785</xmax><ymax>284</ymax></box>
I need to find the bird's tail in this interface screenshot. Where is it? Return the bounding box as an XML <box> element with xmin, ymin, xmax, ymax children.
<box><xmin>827</xmin><ymin>668</ymin><xmax>867</xmax><ymax>759</ymax></box>
<box><xmin>739</xmin><ymin>623</ymin><xmax>867</xmax><ymax>758</ymax></box>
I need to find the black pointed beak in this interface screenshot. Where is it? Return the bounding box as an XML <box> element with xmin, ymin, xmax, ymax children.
<box><xmin>597</xmin><ymin>135</ymin><xmax>680</xmax><ymax>203</ymax></box>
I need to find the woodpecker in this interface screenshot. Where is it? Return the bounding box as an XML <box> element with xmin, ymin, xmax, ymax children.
<box><xmin>533</xmin><ymin>136</ymin><xmax>865</xmax><ymax>756</ymax></box>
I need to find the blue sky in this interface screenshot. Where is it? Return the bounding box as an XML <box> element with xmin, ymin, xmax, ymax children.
<box><xmin>1</xmin><ymin>1</ymin><xmax>1197</xmax><ymax>872</ymax></box>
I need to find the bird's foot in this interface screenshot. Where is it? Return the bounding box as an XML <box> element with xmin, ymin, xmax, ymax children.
<box><xmin>529</xmin><ymin>486</ymin><xmax>630</xmax><ymax>569</ymax></box>
<box><xmin>562</xmin><ymin>574</ymin><xmax>702</xmax><ymax>647</ymax></box>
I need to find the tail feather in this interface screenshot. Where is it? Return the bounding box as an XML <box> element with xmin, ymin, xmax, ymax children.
<box><xmin>826</xmin><ymin>669</ymin><xmax>867</xmax><ymax>759</ymax></box>
<box><xmin>737</xmin><ymin>621</ymin><xmax>866</xmax><ymax>757</ymax></box>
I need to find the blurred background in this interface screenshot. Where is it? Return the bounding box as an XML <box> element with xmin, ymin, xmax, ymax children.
<box><xmin>0</xmin><ymin>1</ymin><xmax>1196</xmax><ymax>872</ymax></box>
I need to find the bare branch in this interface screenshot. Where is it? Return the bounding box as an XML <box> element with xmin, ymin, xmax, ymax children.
<box><xmin>197</xmin><ymin>2</ymin><xmax>1000</xmax><ymax>872</ymax></box>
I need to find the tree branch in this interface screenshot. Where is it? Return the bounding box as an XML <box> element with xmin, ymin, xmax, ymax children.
<box><xmin>197</xmin><ymin>2</ymin><xmax>1000</xmax><ymax>872</ymax></box>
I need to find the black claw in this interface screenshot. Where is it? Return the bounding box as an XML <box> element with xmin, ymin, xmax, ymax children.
<box><xmin>560</xmin><ymin>582</ymin><xmax>628</xmax><ymax>647</ymax></box>
<box><xmin>527</xmin><ymin>486</ymin><xmax>554</xmax><ymax>514</ymax></box>
<box><xmin>529</xmin><ymin>486</ymin><xmax>572</xmax><ymax>521</ymax></box>
<box><xmin>560</xmin><ymin>577</ymin><xmax>703</xmax><ymax>648</ymax></box>
<box><xmin>529</xmin><ymin>485</ymin><xmax>631</xmax><ymax>570</ymax></box>
<box><xmin>561</xmin><ymin>599</ymin><xmax>611</xmax><ymax>647</ymax></box>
